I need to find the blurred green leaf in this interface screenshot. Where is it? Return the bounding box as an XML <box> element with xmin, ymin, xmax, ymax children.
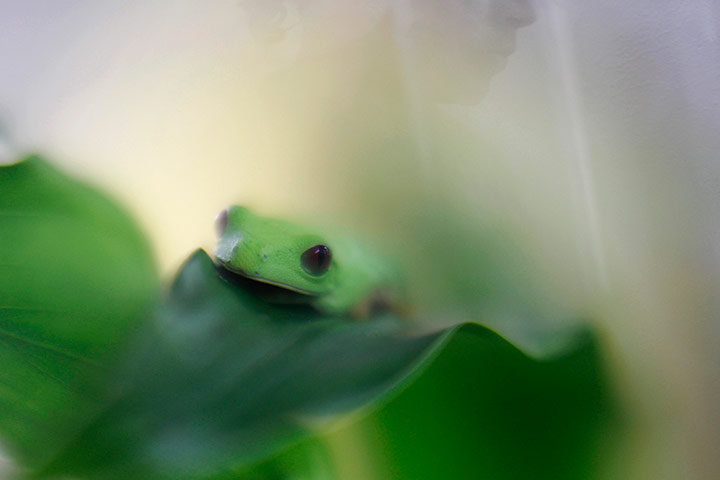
<box><xmin>334</xmin><ymin>320</ymin><xmax>615</xmax><ymax>480</ymax></box>
<box><xmin>239</xmin><ymin>323</ymin><xmax>615</xmax><ymax>480</ymax></box>
<box><xmin>39</xmin><ymin>250</ymin><xmax>614</xmax><ymax>480</ymax></box>
<box><xmin>0</xmin><ymin>156</ymin><xmax>158</xmax><ymax>466</ymax></box>
<box><xmin>40</xmin><ymin>250</ymin><xmax>445</xmax><ymax>479</ymax></box>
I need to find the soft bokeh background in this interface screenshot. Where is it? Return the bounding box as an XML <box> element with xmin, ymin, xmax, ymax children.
<box><xmin>1</xmin><ymin>1</ymin><xmax>719</xmax><ymax>479</ymax></box>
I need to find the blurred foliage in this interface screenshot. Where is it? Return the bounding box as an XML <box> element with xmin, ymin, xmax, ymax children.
<box><xmin>0</xmin><ymin>156</ymin><xmax>616</xmax><ymax>479</ymax></box>
<box><xmin>349</xmin><ymin>323</ymin><xmax>612</xmax><ymax>480</ymax></box>
<box><xmin>0</xmin><ymin>156</ymin><xmax>158</xmax><ymax>467</ymax></box>
<box><xmin>40</xmin><ymin>249</ymin><xmax>445</xmax><ymax>480</ymax></box>
<box><xmin>239</xmin><ymin>321</ymin><xmax>613</xmax><ymax>480</ymax></box>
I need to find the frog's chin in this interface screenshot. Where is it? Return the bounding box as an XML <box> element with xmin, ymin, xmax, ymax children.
<box><xmin>217</xmin><ymin>261</ymin><xmax>316</xmax><ymax>295</ymax></box>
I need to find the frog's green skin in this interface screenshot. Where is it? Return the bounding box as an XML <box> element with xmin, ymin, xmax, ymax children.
<box><xmin>214</xmin><ymin>206</ymin><xmax>404</xmax><ymax>316</ymax></box>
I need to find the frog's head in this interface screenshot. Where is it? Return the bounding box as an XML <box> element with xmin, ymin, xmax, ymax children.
<box><xmin>214</xmin><ymin>206</ymin><xmax>335</xmax><ymax>295</ymax></box>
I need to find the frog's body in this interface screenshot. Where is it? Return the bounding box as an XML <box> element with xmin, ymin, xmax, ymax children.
<box><xmin>214</xmin><ymin>206</ymin><xmax>404</xmax><ymax>316</ymax></box>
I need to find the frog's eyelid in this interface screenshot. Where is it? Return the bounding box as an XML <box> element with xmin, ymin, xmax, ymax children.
<box><xmin>215</xmin><ymin>208</ymin><xmax>230</xmax><ymax>236</ymax></box>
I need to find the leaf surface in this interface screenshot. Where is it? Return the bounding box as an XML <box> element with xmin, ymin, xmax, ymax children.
<box><xmin>41</xmin><ymin>250</ymin><xmax>613</xmax><ymax>480</ymax></box>
<box><xmin>0</xmin><ymin>156</ymin><xmax>158</xmax><ymax>465</ymax></box>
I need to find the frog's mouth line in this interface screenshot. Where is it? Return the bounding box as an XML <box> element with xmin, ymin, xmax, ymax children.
<box><xmin>216</xmin><ymin>261</ymin><xmax>315</xmax><ymax>296</ymax></box>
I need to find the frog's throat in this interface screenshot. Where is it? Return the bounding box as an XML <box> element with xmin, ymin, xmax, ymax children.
<box><xmin>218</xmin><ymin>262</ymin><xmax>316</xmax><ymax>295</ymax></box>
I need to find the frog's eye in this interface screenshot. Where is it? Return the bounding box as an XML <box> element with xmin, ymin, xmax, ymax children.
<box><xmin>215</xmin><ymin>208</ymin><xmax>229</xmax><ymax>236</ymax></box>
<box><xmin>301</xmin><ymin>244</ymin><xmax>332</xmax><ymax>275</ymax></box>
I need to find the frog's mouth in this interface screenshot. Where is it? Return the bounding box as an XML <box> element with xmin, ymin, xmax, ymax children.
<box><xmin>215</xmin><ymin>261</ymin><xmax>316</xmax><ymax>302</ymax></box>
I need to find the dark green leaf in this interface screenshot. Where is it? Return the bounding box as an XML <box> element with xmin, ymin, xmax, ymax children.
<box><xmin>40</xmin><ymin>250</ymin><xmax>614</xmax><ymax>480</ymax></box>
<box><xmin>39</xmin><ymin>250</ymin><xmax>443</xmax><ymax>479</ymax></box>
<box><xmin>0</xmin><ymin>155</ymin><xmax>158</xmax><ymax>466</ymax></box>
<box><xmin>242</xmin><ymin>321</ymin><xmax>616</xmax><ymax>480</ymax></box>
<box><xmin>341</xmin><ymin>320</ymin><xmax>615</xmax><ymax>480</ymax></box>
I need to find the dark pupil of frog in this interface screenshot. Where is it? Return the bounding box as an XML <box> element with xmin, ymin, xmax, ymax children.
<box><xmin>301</xmin><ymin>245</ymin><xmax>332</xmax><ymax>275</ymax></box>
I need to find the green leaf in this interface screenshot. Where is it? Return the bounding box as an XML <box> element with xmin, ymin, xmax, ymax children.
<box><xmin>332</xmin><ymin>321</ymin><xmax>615</xmax><ymax>480</ymax></box>
<box><xmin>0</xmin><ymin>156</ymin><xmax>158</xmax><ymax>466</ymax></box>
<box><xmin>39</xmin><ymin>250</ymin><xmax>443</xmax><ymax>479</ymax></box>
<box><xmin>40</xmin><ymin>250</ymin><xmax>614</xmax><ymax>480</ymax></box>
